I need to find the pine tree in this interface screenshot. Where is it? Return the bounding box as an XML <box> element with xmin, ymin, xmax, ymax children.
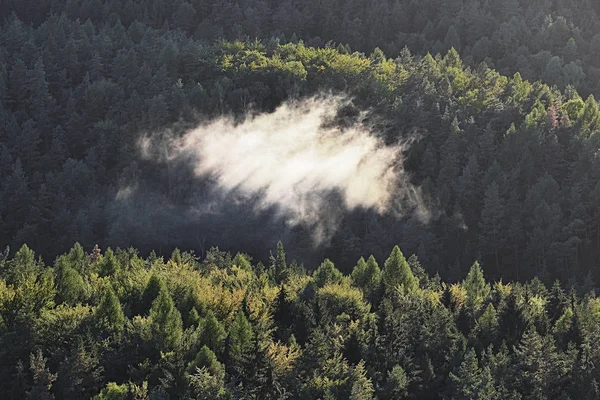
<box><xmin>274</xmin><ymin>284</ymin><xmax>293</xmax><ymax>341</ymax></box>
<box><xmin>140</xmin><ymin>274</ymin><xmax>166</xmax><ymax>315</ymax></box>
<box><xmin>313</xmin><ymin>259</ymin><xmax>343</xmax><ymax>288</ymax></box>
<box><xmin>382</xmin><ymin>246</ymin><xmax>418</xmax><ymax>294</ymax></box>
<box><xmin>55</xmin><ymin>256</ymin><xmax>86</xmax><ymax>305</ymax></box>
<box><xmin>464</xmin><ymin>261</ymin><xmax>490</xmax><ymax>311</ymax></box>
<box><xmin>271</xmin><ymin>241</ymin><xmax>288</xmax><ymax>283</ymax></box>
<box><xmin>476</xmin><ymin>304</ymin><xmax>499</xmax><ymax>349</ymax></box>
<box><xmin>385</xmin><ymin>365</ymin><xmax>409</xmax><ymax>399</ymax></box>
<box><xmin>547</xmin><ymin>280</ymin><xmax>567</xmax><ymax>323</ymax></box>
<box><xmin>450</xmin><ymin>348</ymin><xmax>496</xmax><ymax>399</ymax></box>
<box><xmin>95</xmin><ymin>286</ymin><xmax>125</xmax><ymax>339</ymax></box>
<box><xmin>26</xmin><ymin>349</ymin><xmax>57</xmax><ymax>400</ymax></box>
<box><xmin>188</xmin><ymin>345</ymin><xmax>225</xmax><ymax>380</ymax></box>
<box><xmin>56</xmin><ymin>337</ymin><xmax>104</xmax><ymax>399</ymax></box>
<box><xmin>149</xmin><ymin>285</ymin><xmax>183</xmax><ymax>351</ymax></box>
<box><xmin>199</xmin><ymin>310</ymin><xmax>226</xmax><ymax>354</ymax></box>
<box><xmin>227</xmin><ymin>311</ymin><xmax>254</xmax><ymax>372</ymax></box>
<box><xmin>98</xmin><ymin>248</ymin><xmax>119</xmax><ymax>277</ymax></box>
<box><xmin>578</xmin><ymin>95</ymin><xmax>600</xmax><ymax>136</ymax></box>
<box><xmin>498</xmin><ymin>292</ymin><xmax>528</xmax><ymax>347</ymax></box>
<box><xmin>351</xmin><ymin>255</ymin><xmax>382</xmax><ymax>298</ymax></box>
<box><xmin>349</xmin><ymin>361</ymin><xmax>374</xmax><ymax>400</ymax></box>
<box><xmin>513</xmin><ymin>327</ymin><xmax>559</xmax><ymax>399</ymax></box>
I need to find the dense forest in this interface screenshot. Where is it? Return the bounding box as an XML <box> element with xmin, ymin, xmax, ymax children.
<box><xmin>4</xmin><ymin>0</ymin><xmax>600</xmax><ymax>398</ymax></box>
<box><xmin>4</xmin><ymin>0</ymin><xmax>600</xmax><ymax>94</ymax></box>
<box><xmin>3</xmin><ymin>5</ymin><xmax>600</xmax><ymax>284</ymax></box>
<box><xmin>1</xmin><ymin>242</ymin><xmax>599</xmax><ymax>399</ymax></box>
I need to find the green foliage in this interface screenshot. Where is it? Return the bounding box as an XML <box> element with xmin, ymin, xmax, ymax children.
<box><xmin>313</xmin><ymin>259</ymin><xmax>343</xmax><ymax>288</ymax></box>
<box><xmin>450</xmin><ymin>348</ymin><xmax>496</xmax><ymax>399</ymax></box>
<box><xmin>270</xmin><ymin>241</ymin><xmax>288</xmax><ymax>283</ymax></box>
<box><xmin>188</xmin><ymin>345</ymin><xmax>225</xmax><ymax>379</ymax></box>
<box><xmin>3</xmin><ymin>3</ymin><xmax>600</xmax><ymax>396</ymax></box>
<box><xmin>385</xmin><ymin>365</ymin><xmax>409</xmax><ymax>399</ymax></box>
<box><xmin>98</xmin><ymin>248</ymin><xmax>119</xmax><ymax>277</ymax></box>
<box><xmin>0</xmin><ymin>243</ymin><xmax>598</xmax><ymax>398</ymax></box>
<box><xmin>149</xmin><ymin>285</ymin><xmax>183</xmax><ymax>351</ymax></box>
<box><xmin>227</xmin><ymin>311</ymin><xmax>254</xmax><ymax>366</ymax></box>
<box><xmin>382</xmin><ymin>246</ymin><xmax>418</xmax><ymax>294</ymax></box>
<box><xmin>351</xmin><ymin>256</ymin><xmax>382</xmax><ymax>303</ymax></box>
<box><xmin>55</xmin><ymin>256</ymin><xmax>86</xmax><ymax>305</ymax></box>
<box><xmin>198</xmin><ymin>311</ymin><xmax>226</xmax><ymax>354</ymax></box>
<box><xmin>463</xmin><ymin>262</ymin><xmax>490</xmax><ymax>311</ymax></box>
<box><xmin>95</xmin><ymin>286</ymin><xmax>125</xmax><ymax>339</ymax></box>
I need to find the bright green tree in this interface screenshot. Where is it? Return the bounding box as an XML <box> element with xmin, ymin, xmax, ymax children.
<box><xmin>149</xmin><ymin>285</ymin><xmax>183</xmax><ymax>351</ymax></box>
<box><xmin>382</xmin><ymin>246</ymin><xmax>418</xmax><ymax>293</ymax></box>
<box><xmin>95</xmin><ymin>286</ymin><xmax>125</xmax><ymax>339</ymax></box>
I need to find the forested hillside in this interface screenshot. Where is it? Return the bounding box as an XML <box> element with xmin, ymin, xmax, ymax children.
<box><xmin>3</xmin><ymin>0</ymin><xmax>600</xmax><ymax>94</ymax></box>
<box><xmin>4</xmin><ymin>1</ymin><xmax>600</xmax><ymax>397</ymax></box>
<box><xmin>3</xmin><ymin>9</ymin><xmax>600</xmax><ymax>284</ymax></box>
<box><xmin>1</xmin><ymin>242</ymin><xmax>599</xmax><ymax>399</ymax></box>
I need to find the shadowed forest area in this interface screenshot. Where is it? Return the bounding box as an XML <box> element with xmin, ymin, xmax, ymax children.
<box><xmin>3</xmin><ymin>0</ymin><xmax>600</xmax><ymax>398</ymax></box>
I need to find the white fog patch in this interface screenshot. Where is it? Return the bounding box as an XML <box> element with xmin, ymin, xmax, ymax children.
<box><xmin>142</xmin><ymin>96</ymin><xmax>421</xmax><ymax>244</ymax></box>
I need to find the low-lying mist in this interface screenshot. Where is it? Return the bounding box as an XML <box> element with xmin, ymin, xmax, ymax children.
<box><xmin>111</xmin><ymin>96</ymin><xmax>432</xmax><ymax>270</ymax></box>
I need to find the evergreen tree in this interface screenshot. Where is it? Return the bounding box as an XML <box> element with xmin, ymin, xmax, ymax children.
<box><xmin>476</xmin><ymin>303</ymin><xmax>499</xmax><ymax>349</ymax></box>
<box><xmin>463</xmin><ymin>261</ymin><xmax>490</xmax><ymax>311</ymax></box>
<box><xmin>95</xmin><ymin>286</ymin><xmax>125</xmax><ymax>339</ymax></box>
<box><xmin>450</xmin><ymin>348</ymin><xmax>496</xmax><ymax>399</ymax></box>
<box><xmin>313</xmin><ymin>259</ymin><xmax>343</xmax><ymax>288</ymax></box>
<box><xmin>55</xmin><ymin>256</ymin><xmax>86</xmax><ymax>305</ymax></box>
<box><xmin>349</xmin><ymin>361</ymin><xmax>375</xmax><ymax>400</ymax></box>
<box><xmin>98</xmin><ymin>248</ymin><xmax>119</xmax><ymax>277</ymax></box>
<box><xmin>149</xmin><ymin>285</ymin><xmax>183</xmax><ymax>351</ymax></box>
<box><xmin>26</xmin><ymin>349</ymin><xmax>57</xmax><ymax>400</ymax></box>
<box><xmin>270</xmin><ymin>241</ymin><xmax>288</xmax><ymax>283</ymax></box>
<box><xmin>547</xmin><ymin>280</ymin><xmax>568</xmax><ymax>323</ymax></box>
<box><xmin>498</xmin><ymin>292</ymin><xmax>528</xmax><ymax>347</ymax></box>
<box><xmin>382</xmin><ymin>246</ymin><xmax>418</xmax><ymax>294</ymax></box>
<box><xmin>140</xmin><ymin>274</ymin><xmax>166</xmax><ymax>315</ymax></box>
<box><xmin>199</xmin><ymin>310</ymin><xmax>226</xmax><ymax>354</ymax></box>
<box><xmin>227</xmin><ymin>311</ymin><xmax>254</xmax><ymax>372</ymax></box>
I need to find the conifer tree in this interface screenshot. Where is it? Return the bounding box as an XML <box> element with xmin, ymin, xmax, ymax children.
<box><xmin>199</xmin><ymin>310</ymin><xmax>226</xmax><ymax>354</ymax></box>
<box><xmin>149</xmin><ymin>285</ymin><xmax>183</xmax><ymax>351</ymax></box>
<box><xmin>95</xmin><ymin>286</ymin><xmax>125</xmax><ymax>339</ymax></box>
<box><xmin>464</xmin><ymin>261</ymin><xmax>490</xmax><ymax>311</ymax></box>
<box><xmin>313</xmin><ymin>259</ymin><xmax>343</xmax><ymax>288</ymax></box>
<box><xmin>227</xmin><ymin>311</ymin><xmax>254</xmax><ymax>371</ymax></box>
<box><xmin>98</xmin><ymin>248</ymin><xmax>119</xmax><ymax>277</ymax></box>
<box><xmin>26</xmin><ymin>349</ymin><xmax>56</xmax><ymax>400</ymax></box>
<box><xmin>382</xmin><ymin>246</ymin><xmax>418</xmax><ymax>293</ymax></box>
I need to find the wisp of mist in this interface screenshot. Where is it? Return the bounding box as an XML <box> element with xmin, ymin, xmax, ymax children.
<box><xmin>140</xmin><ymin>96</ymin><xmax>417</xmax><ymax>244</ymax></box>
